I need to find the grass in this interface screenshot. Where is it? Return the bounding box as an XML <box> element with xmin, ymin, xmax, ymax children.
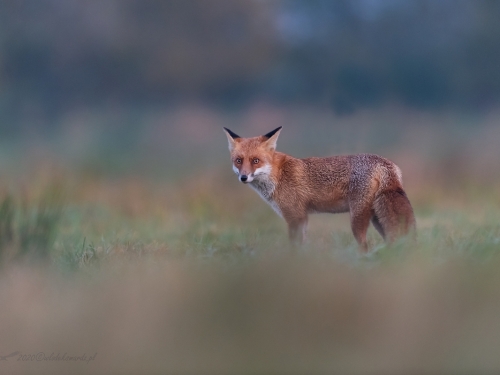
<box><xmin>0</xmin><ymin>188</ymin><xmax>63</xmax><ymax>263</ymax></box>
<box><xmin>8</xmin><ymin>173</ymin><xmax>492</xmax><ymax>269</ymax></box>
<box><xmin>1</xmin><ymin>106</ymin><xmax>500</xmax><ymax>374</ymax></box>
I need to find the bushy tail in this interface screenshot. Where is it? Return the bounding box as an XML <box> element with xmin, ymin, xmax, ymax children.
<box><xmin>372</xmin><ymin>187</ymin><xmax>416</xmax><ymax>243</ymax></box>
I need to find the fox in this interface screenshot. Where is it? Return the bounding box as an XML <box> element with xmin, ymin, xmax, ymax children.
<box><xmin>223</xmin><ymin>126</ymin><xmax>416</xmax><ymax>253</ymax></box>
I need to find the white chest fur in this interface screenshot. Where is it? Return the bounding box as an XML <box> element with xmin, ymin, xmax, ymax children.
<box><xmin>249</xmin><ymin>176</ymin><xmax>283</xmax><ymax>218</ymax></box>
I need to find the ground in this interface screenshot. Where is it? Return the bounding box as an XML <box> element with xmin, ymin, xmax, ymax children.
<box><xmin>0</xmin><ymin>106</ymin><xmax>499</xmax><ymax>374</ymax></box>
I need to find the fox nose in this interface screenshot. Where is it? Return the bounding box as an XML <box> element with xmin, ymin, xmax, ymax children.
<box><xmin>240</xmin><ymin>175</ymin><xmax>248</xmax><ymax>182</ymax></box>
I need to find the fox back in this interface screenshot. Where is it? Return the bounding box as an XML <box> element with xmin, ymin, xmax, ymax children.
<box><xmin>223</xmin><ymin>126</ymin><xmax>416</xmax><ymax>253</ymax></box>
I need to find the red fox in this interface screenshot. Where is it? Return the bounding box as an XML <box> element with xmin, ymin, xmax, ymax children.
<box><xmin>223</xmin><ymin>126</ymin><xmax>416</xmax><ymax>253</ymax></box>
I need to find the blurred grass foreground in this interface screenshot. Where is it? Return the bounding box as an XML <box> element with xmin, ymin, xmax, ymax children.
<box><xmin>0</xmin><ymin>106</ymin><xmax>499</xmax><ymax>374</ymax></box>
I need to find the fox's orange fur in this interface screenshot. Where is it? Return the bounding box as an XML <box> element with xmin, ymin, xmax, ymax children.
<box><xmin>223</xmin><ymin>126</ymin><xmax>416</xmax><ymax>253</ymax></box>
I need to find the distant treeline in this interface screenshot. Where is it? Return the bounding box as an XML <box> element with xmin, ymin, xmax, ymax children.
<box><xmin>1</xmin><ymin>0</ymin><xmax>500</xmax><ymax>128</ymax></box>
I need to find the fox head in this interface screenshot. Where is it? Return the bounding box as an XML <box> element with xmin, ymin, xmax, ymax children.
<box><xmin>223</xmin><ymin>126</ymin><xmax>282</xmax><ymax>184</ymax></box>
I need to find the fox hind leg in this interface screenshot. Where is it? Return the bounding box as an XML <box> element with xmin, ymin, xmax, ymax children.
<box><xmin>350</xmin><ymin>205</ymin><xmax>373</xmax><ymax>253</ymax></box>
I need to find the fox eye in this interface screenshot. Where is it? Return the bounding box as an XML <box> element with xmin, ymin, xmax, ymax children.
<box><xmin>235</xmin><ymin>158</ymin><xmax>242</xmax><ymax>164</ymax></box>
<box><xmin>253</xmin><ymin>158</ymin><xmax>259</xmax><ymax>164</ymax></box>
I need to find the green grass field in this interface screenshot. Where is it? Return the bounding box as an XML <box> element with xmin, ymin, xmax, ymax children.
<box><xmin>1</xmin><ymin>106</ymin><xmax>500</xmax><ymax>374</ymax></box>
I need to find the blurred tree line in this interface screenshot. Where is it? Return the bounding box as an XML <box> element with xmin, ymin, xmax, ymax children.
<box><xmin>1</xmin><ymin>0</ymin><xmax>500</xmax><ymax>130</ymax></box>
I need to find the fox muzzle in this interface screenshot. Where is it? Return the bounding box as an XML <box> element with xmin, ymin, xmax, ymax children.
<box><xmin>239</xmin><ymin>173</ymin><xmax>254</xmax><ymax>183</ymax></box>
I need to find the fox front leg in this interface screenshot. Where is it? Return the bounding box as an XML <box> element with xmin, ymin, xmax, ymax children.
<box><xmin>287</xmin><ymin>217</ymin><xmax>308</xmax><ymax>246</ymax></box>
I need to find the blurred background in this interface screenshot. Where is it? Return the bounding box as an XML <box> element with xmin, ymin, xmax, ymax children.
<box><xmin>1</xmin><ymin>0</ymin><xmax>499</xmax><ymax>184</ymax></box>
<box><xmin>4</xmin><ymin>0</ymin><xmax>500</xmax><ymax>117</ymax></box>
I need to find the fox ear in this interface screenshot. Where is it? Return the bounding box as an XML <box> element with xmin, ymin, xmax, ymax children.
<box><xmin>223</xmin><ymin>127</ymin><xmax>240</xmax><ymax>151</ymax></box>
<box><xmin>262</xmin><ymin>126</ymin><xmax>282</xmax><ymax>151</ymax></box>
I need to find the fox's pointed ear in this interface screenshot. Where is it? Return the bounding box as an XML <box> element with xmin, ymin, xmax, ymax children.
<box><xmin>262</xmin><ymin>126</ymin><xmax>282</xmax><ymax>151</ymax></box>
<box><xmin>223</xmin><ymin>127</ymin><xmax>240</xmax><ymax>151</ymax></box>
